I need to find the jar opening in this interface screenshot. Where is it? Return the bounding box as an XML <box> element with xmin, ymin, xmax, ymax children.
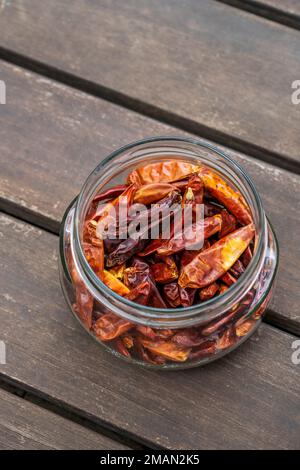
<box><xmin>71</xmin><ymin>136</ymin><xmax>267</xmax><ymax>327</ymax></box>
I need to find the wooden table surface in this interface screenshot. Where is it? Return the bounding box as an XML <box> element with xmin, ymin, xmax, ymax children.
<box><xmin>0</xmin><ymin>0</ymin><xmax>299</xmax><ymax>450</ymax></box>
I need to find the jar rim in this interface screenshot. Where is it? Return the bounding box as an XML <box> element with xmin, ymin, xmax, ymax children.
<box><xmin>70</xmin><ymin>136</ymin><xmax>269</xmax><ymax>326</ymax></box>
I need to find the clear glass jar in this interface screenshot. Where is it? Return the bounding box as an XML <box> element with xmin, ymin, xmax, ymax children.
<box><xmin>59</xmin><ymin>137</ymin><xmax>278</xmax><ymax>370</ymax></box>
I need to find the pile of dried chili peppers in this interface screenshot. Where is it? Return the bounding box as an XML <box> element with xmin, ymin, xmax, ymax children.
<box><xmin>69</xmin><ymin>160</ymin><xmax>262</xmax><ymax>365</ymax></box>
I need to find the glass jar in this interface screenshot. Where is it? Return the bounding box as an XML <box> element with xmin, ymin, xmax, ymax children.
<box><xmin>59</xmin><ymin>137</ymin><xmax>278</xmax><ymax>370</ymax></box>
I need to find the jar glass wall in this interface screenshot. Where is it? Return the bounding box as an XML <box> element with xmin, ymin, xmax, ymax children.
<box><xmin>59</xmin><ymin>137</ymin><xmax>278</xmax><ymax>370</ymax></box>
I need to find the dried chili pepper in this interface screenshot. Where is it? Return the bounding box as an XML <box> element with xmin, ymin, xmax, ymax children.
<box><xmin>106</xmin><ymin>238</ymin><xmax>147</xmax><ymax>267</ymax></box>
<box><xmin>179</xmin><ymin>224</ymin><xmax>255</xmax><ymax>288</ymax></box>
<box><xmin>241</xmin><ymin>245</ymin><xmax>253</xmax><ymax>268</ymax></box>
<box><xmin>157</xmin><ymin>214</ymin><xmax>222</xmax><ymax>256</ymax></box>
<box><xmin>138</xmin><ymin>337</ymin><xmax>191</xmax><ymax>362</ymax></box>
<box><xmin>109</xmin><ymin>263</ymin><xmax>126</xmax><ymax>281</ymax></box>
<box><xmin>198</xmin><ymin>166</ymin><xmax>252</xmax><ymax>225</ymax></box>
<box><xmin>182</xmin><ymin>174</ymin><xmax>204</xmax><ymax>207</ymax></box>
<box><xmin>93</xmin><ymin>184</ymin><xmax>128</xmax><ymax>203</ymax></box>
<box><xmin>220</xmin><ymin>271</ymin><xmax>237</xmax><ymax>286</ymax></box>
<box><xmin>115</xmin><ymin>338</ymin><xmax>132</xmax><ymax>358</ymax></box>
<box><xmin>127</xmin><ymin>161</ymin><xmax>200</xmax><ymax>185</ymax></box>
<box><xmin>134</xmin><ymin>183</ymin><xmax>175</xmax><ymax>204</ymax></box>
<box><xmin>172</xmin><ymin>328</ymin><xmax>205</xmax><ymax>348</ymax></box>
<box><xmin>93</xmin><ymin>313</ymin><xmax>132</xmax><ymax>341</ymax></box>
<box><xmin>102</xmin><ymin>270</ymin><xmax>130</xmax><ymax>296</ymax></box>
<box><xmin>179</xmin><ymin>286</ymin><xmax>197</xmax><ymax>307</ymax></box>
<box><xmin>150</xmin><ymin>256</ymin><xmax>178</xmax><ymax>284</ymax></box>
<box><xmin>229</xmin><ymin>259</ymin><xmax>245</xmax><ymax>278</ymax></box>
<box><xmin>235</xmin><ymin>319</ymin><xmax>255</xmax><ymax>337</ymax></box>
<box><xmin>199</xmin><ymin>282</ymin><xmax>219</xmax><ymax>301</ymax></box>
<box><xmin>125</xmin><ymin>281</ymin><xmax>151</xmax><ymax>305</ymax></box>
<box><xmin>83</xmin><ymin>241</ymin><xmax>104</xmax><ymax>281</ymax></box>
<box><xmin>162</xmin><ymin>282</ymin><xmax>181</xmax><ymax>307</ymax></box>
<box><xmin>219</xmin><ymin>209</ymin><xmax>236</xmax><ymax>238</ymax></box>
<box><xmin>216</xmin><ymin>328</ymin><xmax>235</xmax><ymax>350</ymax></box>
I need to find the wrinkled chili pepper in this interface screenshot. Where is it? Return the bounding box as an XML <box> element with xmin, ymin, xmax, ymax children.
<box><xmin>230</xmin><ymin>259</ymin><xmax>245</xmax><ymax>278</ymax></box>
<box><xmin>127</xmin><ymin>161</ymin><xmax>200</xmax><ymax>185</ymax></box>
<box><xmin>93</xmin><ymin>183</ymin><xmax>137</xmax><ymax>224</ymax></box>
<box><xmin>241</xmin><ymin>245</ymin><xmax>253</xmax><ymax>268</ymax></box>
<box><xmin>198</xmin><ymin>166</ymin><xmax>252</xmax><ymax>225</ymax></box>
<box><xmin>179</xmin><ymin>224</ymin><xmax>255</xmax><ymax>288</ymax></box>
<box><xmin>102</xmin><ymin>270</ymin><xmax>130</xmax><ymax>296</ymax></box>
<box><xmin>219</xmin><ymin>209</ymin><xmax>237</xmax><ymax>238</ymax></box>
<box><xmin>199</xmin><ymin>282</ymin><xmax>219</xmax><ymax>301</ymax></box>
<box><xmin>150</xmin><ymin>256</ymin><xmax>178</xmax><ymax>284</ymax></box>
<box><xmin>93</xmin><ymin>313</ymin><xmax>132</xmax><ymax>341</ymax></box>
<box><xmin>157</xmin><ymin>214</ymin><xmax>222</xmax><ymax>256</ymax></box>
<box><xmin>138</xmin><ymin>337</ymin><xmax>191</xmax><ymax>362</ymax></box>
<box><xmin>93</xmin><ymin>184</ymin><xmax>128</xmax><ymax>203</ymax></box>
<box><xmin>134</xmin><ymin>183</ymin><xmax>175</xmax><ymax>204</ymax></box>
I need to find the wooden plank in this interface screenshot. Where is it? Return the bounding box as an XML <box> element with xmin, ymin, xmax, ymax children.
<box><xmin>0</xmin><ymin>61</ymin><xmax>299</xmax><ymax>335</ymax></box>
<box><xmin>0</xmin><ymin>1</ymin><xmax>300</xmax><ymax>171</ymax></box>
<box><xmin>217</xmin><ymin>1</ymin><xmax>300</xmax><ymax>30</ymax></box>
<box><xmin>0</xmin><ymin>213</ymin><xmax>299</xmax><ymax>450</ymax></box>
<box><xmin>0</xmin><ymin>389</ymin><xmax>129</xmax><ymax>450</ymax></box>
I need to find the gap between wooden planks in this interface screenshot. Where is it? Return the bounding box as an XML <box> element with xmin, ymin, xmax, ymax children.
<box><xmin>215</xmin><ymin>0</ymin><xmax>300</xmax><ymax>31</ymax></box>
<box><xmin>0</xmin><ymin>212</ymin><xmax>299</xmax><ymax>449</ymax></box>
<box><xmin>0</xmin><ymin>388</ymin><xmax>129</xmax><ymax>450</ymax></box>
<box><xmin>0</xmin><ymin>0</ymin><xmax>299</xmax><ymax>172</ymax></box>
<box><xmin>0</xmin><ymin>60</ymin><xmax>299</xmax><ymax>335</ymax></box>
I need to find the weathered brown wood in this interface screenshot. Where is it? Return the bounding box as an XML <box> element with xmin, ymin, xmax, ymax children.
<box><xmin>217</xmin><ymin>0</ymin><xmax>300</xmax><ymax>30</ymax></box>
<box><xmin>0</xmin><ymin>1</ymin><xmax>299</xmax><ymax>171</ymax></box>
<box><xmin>0</xmin><ymin>61</ymin><xmax>299</xmax><ymax>335</ymax></box>
<box><xmin>0</xmin><ymin>389</ymin><xmax>129</xmax><ymax>450</ymax></box>
<box><xmin>0</xmin><ymin>213</ymin><xmax>299</xmax><ymax>449</ymax></box>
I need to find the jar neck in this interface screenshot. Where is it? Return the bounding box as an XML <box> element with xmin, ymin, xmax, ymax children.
<box><xmin>71</xmin><ymin>137</ymin><xmax>267</xmax><ymax>328</ymax></box>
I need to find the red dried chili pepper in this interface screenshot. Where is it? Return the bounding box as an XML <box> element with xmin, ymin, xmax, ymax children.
<box><xmin>138</xmin><ymin>337</ymin><xmax>191</xmax><ymax>362</ymax></box>
<box><xmin>127</xmin><ymin>161</ymin><xmax>200</xmax><ymax>185</ymax></box>
<box><xmin>235</xmin><ymin>319</ymin><xmax>255</xmax><ymax>337</ymax></box>
<box><xmin>93</xmin><ymin>184</ymin><xmax>128</xmax><ymax>203</ymax></box>
<box><xmin>216</xmin><ymin>328</ymin><xmax>235</xmax><ymax>350</ymax></box>
<box><xmin>179</xmin><ymin>286</ymin><xmax>197</xmax><ymax>307</ymax></box>
<box><xmin>157</xmin><ymin>214</ymin><xmax>222</xmax><ymax>256</ymax></box>
<box><xmin>134</xmin><ymin>183</ymin><xmax>175</xmax><ymax>204</ymax></box>
<box><xmin>220</xmin><ymin>271</ymin><xmax>237</xmax><ymax>286</ymax></box>
<box><xmin>229</xmin><ymin>259</ymin><xmax>245</xmax><ymax>278</ymax></box>
<box><xmin>93</xmin><ymin>313</ymin><xmax>132</xmax><ymax>341</ymax></box>
<box><xmin>241</xmin><ymin>245</ymin><xmax>253</xmax><ymax>268</ymax></box>
<box><xmin>83</xmin><ymin>241</ymin><xmax>104</xmax><ymax>281</ymax></box>
<box><xmin>150</xmin><ymin>256</ymin><xmax>178</xmax><ymax>284</ymax></box>
<box><xmin>182</xmin><ymin>174</ymin><xmax>204</xmax><ymax>207</ymax></box>
<box><xmin>172</xmin><ymin>328</ymin><xmax>205</xmax><ymax>348</ymax></box>
<box><xmin>198</xmin><ymin>166</ymin><xmax>252</xmax><ymax>225</ymax></box>
<box><xmin>106</xmin><ymin>238</ymin><xmax>147</xmax><ymax>267</ymax></box>
<box><xmin>189</xmin><ymin>341</ymin><xmax>216</xmax><ymax>360</ymax></box>
<box><xmin>162</xmin><ymin>282</ymin><xmax>181</xmax><ymax>307</ymax></box>
<box><xmin>199</xmin><ymin>282</ymin><xmax>219</xmax><ymax>301</ymax></box>
<box><xmin>115</xmin><ymin>338</ymin><xmax>132</xmax><ymax>358</ymax></box>
<box><xmin>179</xmin><ymin>224</ymin><xmax>255</xmax><ymax>288</ymax></box>
<box><xmin>125</xmin><ymin>281</ymin><xmax>151</xmax><ymax>305</ymax></box>
<box><xmin>219</xmin><ymin>209</ymin><xmax>236</xmax><ymax>238</ymax></box>
<box><xmin>103</xmin><ymin>270</ymin><xmax>130</xmax><ymax>296</ymax></box>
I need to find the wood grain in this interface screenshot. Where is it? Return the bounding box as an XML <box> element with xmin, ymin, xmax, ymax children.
<box><xmin>0</xmin><ymin>1</ymin><xmax>299</xmax><ymax>170</ymax></box>
<box><xmin>217</xmin><ymin>0</ymin><xmax>300</xmax><ymax>30</ymax></box>
<box><xmin>0</xmin><ymin>213</ymin><xmax>299</xmax><ymax>449</ymax></box>
<box><xmin>0</xmin><ymin>389</ymin><xmax>128</xmax><ymax>450</ymax></box>
<box><xmin>0</xmin><ymin>61</ymin><xmax>299</xmax><ymax>335</ymax></box>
